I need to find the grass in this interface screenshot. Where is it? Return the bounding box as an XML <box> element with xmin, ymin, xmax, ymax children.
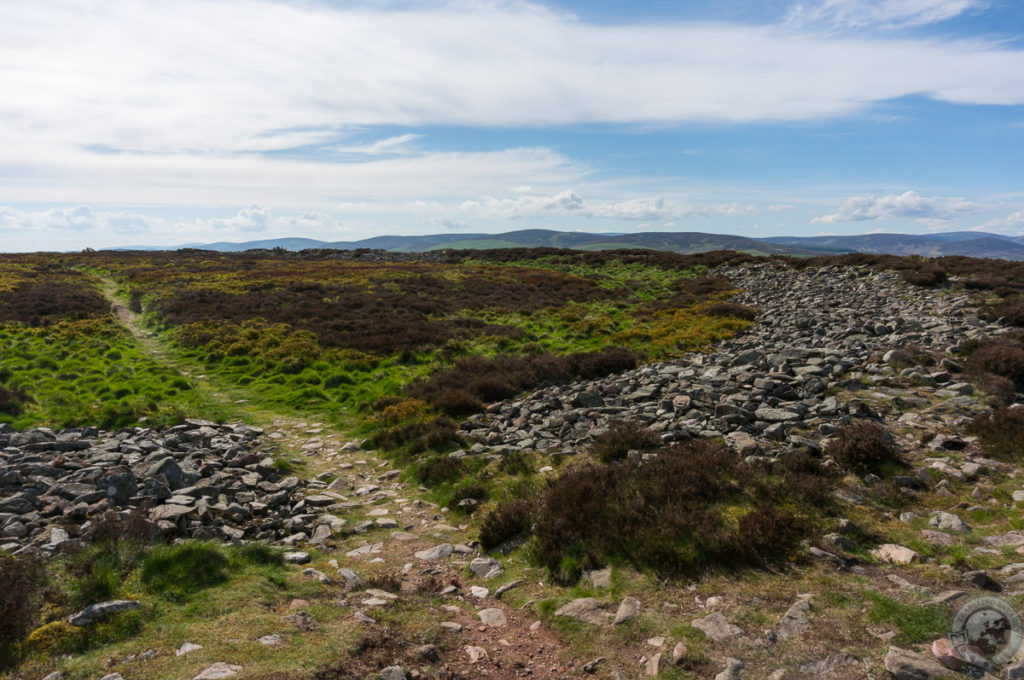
<box><xmin>5</xmin><ymin>247</ymin><xmax>1024</xmax><ymax>679</ymax></box>
<box><xmin>0</xmin><ymin>319</ymin><xmax>229</xmax><ymax>429</ymax></box>
<box><xmin>7</xmin><ymin>538</ymin><xmax>290</xmax><ymax>675</ymax></box>
<box><xmin>864</xmin><ymin>590</ymin><xmax>950</xmax><ymax>646</ymax></box>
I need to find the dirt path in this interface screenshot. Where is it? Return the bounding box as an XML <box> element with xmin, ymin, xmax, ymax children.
<box><xmin>95</xmin><ymin>275</ymin><xmax>578</xmax><ymax>678</ymax></box>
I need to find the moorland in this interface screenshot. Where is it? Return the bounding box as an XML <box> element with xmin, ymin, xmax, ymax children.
<box><xmin>4</xmin><ymin>247</ymin><xmax>1024</xmax><ymax>679</ymax></box>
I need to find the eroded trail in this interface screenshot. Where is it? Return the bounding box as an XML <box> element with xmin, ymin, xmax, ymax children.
<box><xmin>100</xmin><ymin>277</ymin><xmax>168</xmax><ymax>360</ymax></box>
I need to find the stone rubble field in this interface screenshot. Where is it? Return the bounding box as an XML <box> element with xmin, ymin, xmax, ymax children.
<box><xmin>9</xmin><ymin>262</ymin><xmax>1024</xmax><ymax>680</ymax></box>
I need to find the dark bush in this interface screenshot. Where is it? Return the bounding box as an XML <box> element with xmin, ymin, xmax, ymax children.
<box><xmin>976</xmin><ymin>373</ymin><xmax>1016</xmax><ymax>404</ymax></box>
<box><xmin>479</xmin><ymin>498</ymin><xmax>534</xmax><ymax>551</ymax></box>
<box><xmin>0</xmin><ymin>553</ymin><xmax>44</xmax><ymax>645</ymax></box>
<box><xmin>825</xmin><ymin>422</ymin><xmax>899</xmax><ymax>473</ymax></box>
<box><xmin>900</xmin><ymin>265</ymin><xmax>947</xmax><ymax>287</ymax></box>
<box><xmin>702</xmin><ymin>302</ymin><xmax>759</xmax><ymax>321</ymax></box>
<box><xmin>737</xmin><ymin>503</ymin><xmax>806</xmax><ymax>562</ymax></box>
<box><xmin>589</xmin><ymin>419</ymin><xmax>661</xmax><ymax>462</ymax></box>
<box><xmin>82</xmin><ymin>509</ymin><xmax>160</xmax><ymax>545</ymax></box>
<box><xmin>532</xmin><ymin>440</ymin><xmax>822</xmax><ymax>580</ymax></box>
<box><xmin>415</xmin><ymin>456</ymin><xmax>464</xmax><ymax>487</ymax></box>
<box><xmin>964</xmin><ymin>337</ymin><xmax>1024</xmax><ymax>390</ymax></box>
<box><xmin>450</xmin><ymin>483</ymin><xmax>488</xmax><ymax>513</ymax></box>
<box><xmin>967</xmin><ymin>407</ymin><xmax>1024</xmax><ymax>462</ymax></box>
<box><xmin>408</xmin><ymin>348</ymin><xmax>640</xmax><ymax>416</ymax></box>
<box><xmin>152</xmin><ymin>262</ymin><xmax>614</xmax><ymax>354</ymax></box>
<box><xmin>371</xmin><ymin>416</ymin><xmax>464</xmax><ymax>456</ymax></box>
<box><xmin>0</xmin><ymin>282</ymin><xmax>110</xmax><ymax>326</ymax></box>
<box><xmin>993</xmin><ymin>297</ymin><xmax>1024</xmax><ymax>326</ymax></box>
<box><xmin>0</xmin><ymin>383</ymin><xmax>33</xmax><ymax>416</ymax></box>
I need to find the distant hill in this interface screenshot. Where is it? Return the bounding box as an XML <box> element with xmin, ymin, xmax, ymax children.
<box><xmin>110</xmin><ymin>228</ymin><xmax>1024</xmax><ymax>260</ymax></box>
<box><xmin>759</xmin><ymin>232</ymin><xmax>1024</xmax><ymax>259</ymax></box>
<box><xmin>114</xmin><ymin>229</ymin><xmax>818</xmax><ymax>256</ymax></box>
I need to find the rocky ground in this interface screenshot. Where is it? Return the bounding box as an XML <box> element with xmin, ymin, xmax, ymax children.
<box><xmin>9</xmin><ymin>261</ymin><xmax>1024</xmax><ymax>680</ymax></box>
<box><xmin>460</xmin><ymin>263</ymin><xmax>1000</xmax><ymax>457</ymax></box>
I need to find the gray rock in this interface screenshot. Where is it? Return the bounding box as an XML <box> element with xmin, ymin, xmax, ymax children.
<box><xmin>929</xmin><ymin>511</ymin><xmax>969</xmax><ymax>533</ymax></box>
<box><xmin>714</xmin><ymin>658</ymin><xmax>744</xmax><ymax>680</ymax></box>
<box><xmin>494</xmin><ymin>579</ymin><xmax>525</xmax><ymax>599</ymax></box>
<box><xmin>379</xmin><ymin>666</ymin><xmax>405</xmax><ymax>680</ymax></box>
<box><xmin>193</xmin><ymin>663</ymin><xmax>242</xmax><ymax>680</ymax></box>
<box><xmin>554</xmin><ymin>598</ymin><xmax>608</xmax><ymax>627</ymax></box>
<box><xmin>691</xmin><ymin>611</ymin><xmax>742</xmax><ymax>643</ymax></box>
<box><xmin>477</xmin><ymin>608</ymin><xmax>507</xmax><ymax>627</ymax></box>
<box><xmin>415</xmin><ymin>543</ymin><xmax>453</xmax><ymax>560</ymax></box>
<box><xmin>284</xmin><ymin>551</ymin><xmax>311</xmax><ymax>564</ymax></box>
<box><xmin>884</xmin><ymin>646</ymin><xmax>976</xmax><ymax>680</ymax></box>
<box><xmin>963</xmin><ymin>570</ymin><xmax>1002</xmax><ymax>592</ymax></box>
<box><xmin>585</xmin><ymin>567</ymin><xmax>611</xmax><ymax>588</ymax></box>
<box><xmin>777</xmin><ymin>597</ymin><xmax>811</xmax><ymax>640</ymax></box>
<box><xmin>67</xmin><ymin>599</ymin><xmax>141</xmax><ymax>626</ymax></box>
<box><xmin>613</xmin><ymin>596</ymin><xmax>641</xmax><ymax>625</ymax></box>
<box><xmin>800</xmin><ymin>653</ymin><xmax>854</xmax><ymax>675</ymax></box>
<box><xmin>469</xmin><ymin>557</ymin><xmax>504</xmax><ymax>579</ymax></box>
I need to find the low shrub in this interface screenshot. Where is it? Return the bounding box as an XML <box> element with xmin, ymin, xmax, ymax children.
<box><xmin>408</xmin><ymin>348</ymin><xmax>640</xmax><ymax>417</ymax></box>
<box><xmin>82</xmin><ymin>509</ymin><xmax>160</xmax><ymax>545</ymax></box>
<box><xmin>702</xmin><ymin>302</ymin><xmax>759</xmax><ymax>321</ymax></box>
<box><xmin>964</xmin><ymin>337</ymin><xmax>1024</xmax><ymax>389</ymax></box>
<box><xmin>0</xmin><ymin>383</ymin><xmax>32</xmax><ymax>417</ymax></box>
<box><xmin>589</xmin><ymin>419</ymin><xmax>661</xmax><ymax>462</ymax></box>
<box><xmin>140</xmin><ymin>542</ymin><xmax>230</xmax><ymax>602</ymax></box>
<box><xmin>825</xmin><ymin>422</ymin><xmax>899</xmax><ymax>473</ymax></box>
<box><xmin>371</xmin><ymin>416</ymin><xmax>464</xmax><ymax>456</ymax></box>
<box><xmin>977</xmin><ymin>373</ymin><xmax>1016</xmax><ymax>404</ymax></box>
<box><xmin>532</xmin><ymin>440</ymin><xmax>824</xmax><ymax>581</ymax></box>
<box><xmin>479</xmin><ymin>498</ymin><xmax>534</xmax><ymax>551</ymax></box>
<box><xmin>0</xmin><ymin>554</ymin><xmax>44</xmax><ymax>646</ymax></box>
<box><xmin>993</xmin><ymin>297</ymin><xmax>1024</xmax><ymax>326</ymax></box>
<box><xmin>967</xmin><ymin>407</ymin><xmax>1024</xmax><ymax>462</ymax></box>
<box><xmin>450</xmin><ymin>483</ymin><xmax>488</xmax><ymax>513</ymax></box>
<box><xmin>900</xmin><ymin>265</ymin><xmax>946</xmax><ymax>287</ymax></box>
<box><xmin>415</xmin><ymin>456</ymin><xmax>465</xmax><ymax>487</ymax></box>
<box><xmin>230</xmin><ymin>542</ymin><xmax>284</xmax><ymax>568</ymax></box>
<box><xmin>0</xmin><ymin>282</ymin><xmax>110</xmax><ymax>326</ymax></box>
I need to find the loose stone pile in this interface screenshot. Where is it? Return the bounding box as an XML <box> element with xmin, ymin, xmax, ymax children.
<box><xmin>0</xmin><ymin>419</ymin><xmax>324</xmax><ymax>554</ymax></box>
<box><xmin>460</xmin><ymin>264</ymin><xmax>1005</xmax><ymax>455</ymax></box>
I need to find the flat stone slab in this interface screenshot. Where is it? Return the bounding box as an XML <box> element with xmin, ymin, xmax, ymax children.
<box><xmin>67</xmin><ymin>600</ymin><xmax>140</xmax><ymax>626</ymax></box>
<box><xmin>691</xmin><ymin>611</ymin><xmax>742</xmax><ymax>643</ymax></box>
<box><xmin>193</xmin><ymin>663</ymin><xmax>242</xmax><ymax>680</ymax></box>
<box><xmin>554</xmin><ymin>598</ymin><xmax>609</xmax><ymax>627</ymax></box>
<box><xmin>478</xmin><ymin>608</ymin><xmax>507</xmax><ymax>627</ymax></box>
<box><xmin>415</xmin><ymin>543</ymin><xmax>454</xmax><ymax>560</ymax></box>
<box><xmin>872</xmin><ymin>543</ymin><xmax>920</xmax><ymax>565</ymax></box>
<box><xmin>777</xmin><ymin>597</ymin><xmax>811</xmax><ymax>640</ymax></box>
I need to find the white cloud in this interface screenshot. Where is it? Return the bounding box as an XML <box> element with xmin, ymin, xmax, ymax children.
<box><xmin>459</xmin><ymin>190</ymin><xmax>755</xmax><ymax>221</ymax></box>
<box><xmin>212</xmin><ymin>205</ymin><xmax>271</xmax><ymax>233</ymax></box>
<box><xmin>1</xmin><ymin>0</ymin><xmax>1023</xmax><ymax>165</ymax></box>
<box><xmin>334</xmin><ymin>134</ymin><xmax>423</xmax><ymax>156</ymax></box>
<box><xmin>788</xmin><ymin>0</ymin><xmax>983</xmax><ymax>29</ymax></box>
<box><xmin>0</xmin><ymin>205</ymin><xmax>150</xmax><ymax>233</ymax></box>
<box><xmin>459</xmin><ymin>190</ymin><xmax>585</xmax><ymax>218</ymax></box>
<box><xmin>977</xmin><ymin>209</ymin><xmax>1024</xmax><ymax>235</ymax></box>
<box><xmin>812</xmin><ymin>191</ymin><xmax>981</xmax><ymax>225</ymax></box>
<box><xmin>0</xmin><ymin>204</ymin><xmax>350</xmax><ymax>248</ymax></box>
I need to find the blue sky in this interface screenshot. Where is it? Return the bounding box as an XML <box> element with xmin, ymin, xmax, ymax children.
<box><xmin>1</xmin><ymin>0</ymin><xmax>1023</xmax><ymax>250</ymax></box>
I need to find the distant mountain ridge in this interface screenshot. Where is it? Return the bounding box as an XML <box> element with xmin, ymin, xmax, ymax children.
<box><xmin>113</xmin><ymin>228</ymin><xmax>1024</xmax><ymax>260</ymax></box>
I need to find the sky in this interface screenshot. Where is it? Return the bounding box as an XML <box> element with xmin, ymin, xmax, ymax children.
<box><xmin>1</xmin><ymin>0</ymin><xmax>1023</xmax><ymax>251</ymax></box>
